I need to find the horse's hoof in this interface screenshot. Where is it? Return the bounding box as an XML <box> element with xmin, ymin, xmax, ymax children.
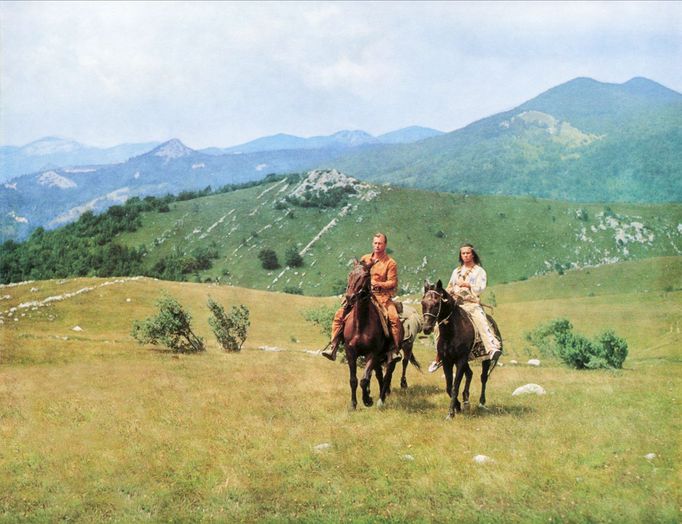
<box><xmin>400</xmin><ymin>380</ymin><xmax>408</xmax><ymax>389</ymax></box>
<box><xmin>463</xmin><ymin>401</ymin><xmax>470</xmax><ymax>412</ymax></box>
<box><xmin>478</xmin><ymin>403</ymin><xmax>489</xmax><ymax>410</ymax></box>
<box><xmin>364</xmin><ymin>398</ymin><xmax>374</xmax><ymax>407</ymax></box>
<box><xmin>377</xmin><ymin>399</ymin><xmax>384</xmax><ymax>408</ymax></box>
<box><xmin>445</xmin><ymin>413</ymin><xmax>454</xmax><ymax>421</ymax></box>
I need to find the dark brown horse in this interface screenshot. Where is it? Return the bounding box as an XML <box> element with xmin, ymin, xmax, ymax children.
<box><xmin>342</xmin><ymin>259</ymin><xmax>396</xmax><ymax>409</ymax></box>
<box><xmin>421</xmin><ymin>280</ymin><xmax>502</xmax><ymax>419</ymax></box>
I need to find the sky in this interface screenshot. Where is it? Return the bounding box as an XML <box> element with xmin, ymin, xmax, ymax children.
<box><xmin>1</xmin><ymin>1</ymin><xmax>681</xmax><ymax>149</ymax></box>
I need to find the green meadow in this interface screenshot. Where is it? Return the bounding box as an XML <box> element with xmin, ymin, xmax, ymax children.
<box><xmin>117</xmin><ymin>178</ymin><xmax>682</xmax><ymax>296</ymax></box>
<box><xmin>1</xmin><ymin>257</ymin><xmax>679</xmax><ymax>522</ymax></box>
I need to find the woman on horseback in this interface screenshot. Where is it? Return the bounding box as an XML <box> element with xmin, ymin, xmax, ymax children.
<box><xmin>428</xmin><ymin>243</ymin><xmax>502</xmax><ymax>372</ymax></box>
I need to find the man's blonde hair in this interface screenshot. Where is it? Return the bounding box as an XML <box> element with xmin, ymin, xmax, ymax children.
<box><xmin>374</xmin><ymin>232</ymin><xmax>387</xmax><ymax>243</ymax></box>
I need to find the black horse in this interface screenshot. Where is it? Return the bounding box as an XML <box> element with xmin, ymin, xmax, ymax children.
<box><xmin>341</xmin><ymin>260</ymin><xmax>397</xmax><ymax>409</ymax></box>
<box><xmin>421</xmin><ymin>280</ymin><xmax>502</xmax><ymax>419</ymax></box>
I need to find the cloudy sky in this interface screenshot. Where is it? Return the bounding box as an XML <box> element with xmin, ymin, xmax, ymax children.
<box><xmin>1</xmin><ymin>1</ymin><xmax>680</xmax><ymax>149</ymax></box>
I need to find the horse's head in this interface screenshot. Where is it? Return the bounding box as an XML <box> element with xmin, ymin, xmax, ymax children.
<box><xmin>345</xmin><ymin>258</ymin><xmax>373</xmax><ymax>303</ymax></box>
<box><xmin>420</xmin><ymin>279</ymin><xmax>452</xmax><ymax>335</ymax></box>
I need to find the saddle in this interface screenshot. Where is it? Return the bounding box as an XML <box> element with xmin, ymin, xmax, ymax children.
<box><xmin>370</xmin><ymin>295</ymin><xmax>391</xmax><ymax>338</ymax></box>
<box><xmin>341</xmin><ymin>294</ymin><xmax>391</xmax><ymax>338</ymax></box>
<box><xmin>461</xmin><ymin>310</ymin><xmax>501</xmax><ymax>361</ymax></box>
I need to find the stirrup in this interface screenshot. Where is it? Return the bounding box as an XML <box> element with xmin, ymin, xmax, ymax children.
<box><xmin>321</xmin><ymin>340</ymin><xmax>338</xmax><ymax>361</ymax></box>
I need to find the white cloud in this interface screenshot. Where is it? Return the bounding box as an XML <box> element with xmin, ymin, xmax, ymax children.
<box><xmin>1</xmin><ymin>1</ymin><xmax>680</xmax><ymax>148</ymax></box>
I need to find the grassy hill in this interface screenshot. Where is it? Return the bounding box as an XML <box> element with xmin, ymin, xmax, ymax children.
<box><xmin>1</xmin><ymin>257</ymin><xmax>679</xmax><ymax>521</ymax></box>
<box><xmin>330</xmin><ymin>77</ymin><xmax>682</xmax><ymax>202</ymax></box>
<box><xmin>4</xmin><ymin>171</ymin><xmax>680</xmax><ymax>294</ymax></box>
<box><xmin>115</xmin><ymin>173</ymin><xmax>681</xmax><ymax>295</ymax></box>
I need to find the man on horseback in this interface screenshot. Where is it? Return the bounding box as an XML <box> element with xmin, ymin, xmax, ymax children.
<box><xmin>322</xmin><ymin>232</ymin><xmax>404</xmax><ymax>364</ymax></box>
<box><xmin>428</xmin><ymin>243</ymin><xmax>502</xmax><ymax>372</ymax></box>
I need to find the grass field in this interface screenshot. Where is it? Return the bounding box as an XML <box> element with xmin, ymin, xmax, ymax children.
<box><xmin>1</xmin><ymin>258</ymin><xmax>680</xmax><ymax>522</ymax></box>
<box><xmin>116</xmin><ymin>177</ymin><xmax>682</xmax><ymax>296</ymax></box>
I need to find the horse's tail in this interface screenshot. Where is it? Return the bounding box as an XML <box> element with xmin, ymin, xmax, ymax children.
<box><xmin>409</xmin><ymin>351</ymin><xmax>422</xmax><ymax>372</ymax></box>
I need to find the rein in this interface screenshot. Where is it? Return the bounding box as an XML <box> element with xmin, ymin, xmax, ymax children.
<box><xmin>423</xmin><ymin>289</ymin><xmax>454</xmax><ymax>326</ymax></box>
<box><xmin>346</xmin><ymin>268</ymin><xmax>372</xmax><ymax>306</ymax></box>
<box><xmin>347</xmin><ymin>286</ymin><xmax>370</xmax><ymax>305</ymax></box>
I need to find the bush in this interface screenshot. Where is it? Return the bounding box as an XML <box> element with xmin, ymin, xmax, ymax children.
<box><xmin>595</xmin><ymin>330</ymin><xmax>629</xmax><ymax>369</ymax></box>
<box><xmin>131</xmin><ymin>295</ymin><xmax>204</xmax><ymax>353</ymax></box>
<box><xmin>207</xmin><ymin>298</ymin><xmax>250</xmax><ymax>352</ymax></box>
<box><xmin>302</xmin><ymin>304</ymin><xmax>340</xmax><ymax>339</ymax></box>
<box><xmin>525</xmin><ymin>318</ymin><xmax>628</xmax><ymax>369</ymax></box>
<box><xmin>258</xmin><ymin>248</ymin><xmax>280</xmax><ymax>270</ymax></box>
<box><xmin>285</xmin><ymin>246</ymin><xmax>304</xmax><ymax>268</ymax></box>
<box><xmin>283</xmin><ymin>286</ymin><xmax>303</xmax><ymax>295</ymax></box>
<box><xmin>331</xmin><ymin>278</ymin><xmax>347</xmax><ymax>296</ymax></box>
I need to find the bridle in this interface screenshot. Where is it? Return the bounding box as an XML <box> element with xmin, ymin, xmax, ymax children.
<box><xmin>345</xmin><ymin>269</ymin><xmax>371</xmax><ymax>305</ymax></box>
<box><xmin>422</xmin><ymin>289</ymin><xmax>454</xmax><ymax>326</ymax></box>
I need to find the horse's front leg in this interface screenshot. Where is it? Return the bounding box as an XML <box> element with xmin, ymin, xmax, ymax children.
<box><xmin>379</xmin><ymin>358</ymin><xmax>397</xmax><ymax>406</ymax></box>
<box><xmin>447</xmin><ymin>361</ymin><xmax>466</xmax><ymax>419</ymax></box>
<box><xmin>360</xmin><ymin>356</ymin><xmax>374</xmax><ymax>407</ymax></box>
<box><xmin>479</xmin><ymin>360</ymin><xmax>491</xmax><ymax>408</ymax></box>
<box><xmin>462</xmin><ymin>363</ymin><xmax>473</xmax><ymax>411</ymax></box>
<box><xmin>443</xmin><ymin>359</ymin><xmax>454</xmax><ymax>398</ymax></box>
<box><xmin>374</xmin><ymin>358</ymin><xmax>385</xmax><ymax>397</ymax></box>
<box><xmin>348</xmin><ymin>356</ymin><xmax>358</xmax><ymax>410</ymax></box>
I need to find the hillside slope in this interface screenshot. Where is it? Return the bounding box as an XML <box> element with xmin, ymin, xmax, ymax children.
<box><xmin>330</xmin><ymin>77</ymin><xmax>682</xmax><ymax>202</ymax></box>
<box><xmin>115</xmin><ymin>172</ymin><xmax>682</xmax><ymax>295</ymax></box>
<box><xmin>3</xmin><ymin>171</ymin><xmax>680</xmax><ymax>292</ymax></box>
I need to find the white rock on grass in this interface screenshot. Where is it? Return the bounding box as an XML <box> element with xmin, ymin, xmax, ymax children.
<box><xmin>512</xmin><ymin>384</ymin><xmax>546</xmax><ymax>396</ymax></box>
<box><xmin>473</xmin><ymin>454</ymin><xmax>493</xmax><ymax>464</ymax></box>
<box><xmin>509</xmin><ymin>359</ymin><xmax>518</xmax><ymax>365</ymax></box>
<box><xmin>72</xmin><ymin>325</ymin><xmax>83</xmax><ymax>332</ymax></box>
<box><xmin>644</xmin><ymin>453</ymin><xmax>657</xmax><ymax>461</ymax></box>
<box><xmin>258</xmin><ymin>345</ymin><xmax>282</xmax><ymax>352</ymax></box>
<box><xmin>402</xmin><ymin>454</ymin><xmax>415</xmax><ymax>461</ymax></box>
<box><xmin>527</xmin><ymin>359</ymin><xmax>541</xmax><ymax>366</ymax></box>
<box><xmin>314</xmin><ymin>443</ymin><xmax>332</xmax><ymax>453</ymax></box>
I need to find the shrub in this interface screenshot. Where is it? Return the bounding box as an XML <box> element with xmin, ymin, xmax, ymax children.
<box><xmin>131</xmin><ymin>295</ymin><xmax>204</xmax><ymax>353</ymax></box>
<box><xmin>525</xmin><ymin>318</ymin><xmax>628</xmax><ymax>369</ymax></box>
<box><xmin>207</xmin><ymin>298</ymin><xmax>250</xmax><ymax>352</ymax></box>
<box><xmin>285</xmin><ymin>246</ymin><xmax>304</xmax><ymax>268</ymax></box>
<box><xmin>331</xmin><ymin>278</ymin><xmax>347</xmax><ymax>296</ymax></box>
<box><xmin>258</xmin><ymin>248</ymin><xmax>280</xmax><ymax>270</ymax></box>
<box><xmin>283</xmin><ymin>286</ymin><xmax>303</xmax><ymax>295</ymax></box>
<box><xmin>595</xmin><ymin>330</ymin><xmax>629</xmax><ymax>369</ymax></box>
<box><xmin>302</xmin><ymin>304</ymin><xmax>339</xmax><ymax>339</ymax></box>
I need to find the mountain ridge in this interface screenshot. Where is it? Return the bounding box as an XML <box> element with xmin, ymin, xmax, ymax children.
<box><xmin>1</xmin><ymin>76</ymin><xmax>679</xmax><ymax>241</ymax></box>
<box><xmin>2</xmin><ymin>171</ymin><xmax>680</xmax><ymax>295</ymax></box>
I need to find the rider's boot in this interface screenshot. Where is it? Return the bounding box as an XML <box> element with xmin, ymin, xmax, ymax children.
<box><xmin>387</xmin><ymin>336</ymin><xmax>402</xmax><ymax>364</ymax></box>
<box><xmin>322</xmin><ymin>336</ymin><xmax>341</xmax><ymax>361</ymax></box>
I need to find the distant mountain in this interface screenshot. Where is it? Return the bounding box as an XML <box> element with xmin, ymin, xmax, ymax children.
<box><xmin>202</xmin><ymin>129</ymin><xmax>380</xmax><ymax>155</ymax></box>
<box><xmin>331</xmin><ymin>77</ymin><xmax>682</xmax><ymax>203</ymax></box>
<box><xmin>200</xmin><ymin>126</ymin><xmax>444</xmax><ymax>155</ymax></box>
<box><xmin>0</xmin><ymin>137</ymin><xmax>162</xmax><ymax>182</ymax></box>
<box><xmin>0</xmin><ymin>139</ymin><xmax>354</xmax><ymax>240</ymax></box>
<box><xmin>3</xmin><ymin>77</ymin><xmax>679</xmax><ymax>242</ymax></box>
<box><xmin>377</xmin><ymin>125</ymin><xmax>445</xmax><ymax>144</ymax></box>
